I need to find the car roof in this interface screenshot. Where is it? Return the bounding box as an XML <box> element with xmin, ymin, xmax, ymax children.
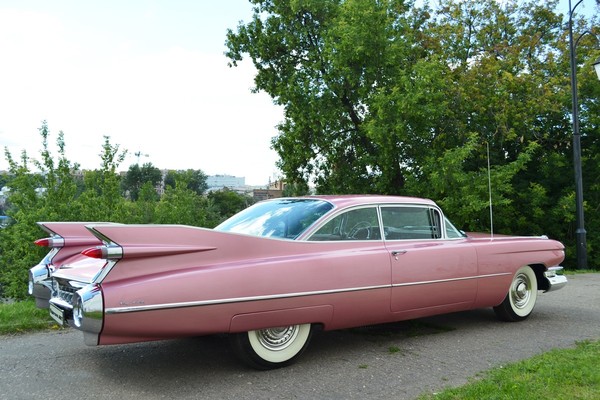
<box><xmin>284</xmin><ymin>195</ymin><xmax>438</xmax><ymax>209</ymax></box>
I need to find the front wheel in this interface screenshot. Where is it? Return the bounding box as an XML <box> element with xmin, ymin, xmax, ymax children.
<box><xmin>493</xmin><ymin>266</ymin><xmax>538</xmax><ymax>322</ymax></box>
<box><xmin>230</xmin><ymin>324</ymin><xmax>313</xmax><ymax>370</ymax></box>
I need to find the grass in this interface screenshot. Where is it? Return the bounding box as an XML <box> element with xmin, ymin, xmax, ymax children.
<box><xmin>418</xmin><ymin>340</ymin><xmax>600</xmax><ymax>399</ymax></box>
<box><xmin>565</xmin><ymin>269</ymin><xmax>600</xmax><ymax>275</ymax></box>
<box><xmin>0</xmin><ymin>300</ymin><xmax>60</xmax><ymax>335</ymax></box>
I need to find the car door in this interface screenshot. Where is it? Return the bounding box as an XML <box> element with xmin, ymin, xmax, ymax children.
<box><xmin>380</xmin><ymin>205</ymin><xmax>478</xmax><ymax>313</ymax></box>
<box><xmin>306</xmin><ymin>206</ymin><xmax>392</xmax><ymax>327</ymax></box>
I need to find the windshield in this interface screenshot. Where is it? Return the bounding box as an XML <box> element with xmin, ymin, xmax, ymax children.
<box><xmin>215</xmin><ymin>198</ymin><xmax>334</xmax><ymax>239</ymax></box>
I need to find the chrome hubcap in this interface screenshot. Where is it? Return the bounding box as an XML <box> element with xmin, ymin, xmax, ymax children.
<box><xmin>256</xmin><ymin>326</ymin><xmax>299</xmax><ymax>351</ymax></box>
<box><xmin>512</xmin><ymin>274</ymin><xmax>531</xmax><ymax>309</ymax></box>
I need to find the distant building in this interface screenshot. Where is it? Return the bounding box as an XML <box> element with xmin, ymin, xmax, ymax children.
<box><xmin>206</xmin><ymin>175</ymin><xmax>245</xmax><ymax>191</ymax></box>
<box><xmin>253</xmin><ymin>179</ymin><xmax>286</xmax><ymax>201</ymax></box>
<box><xmin>0</xmin><ymin>215</ymin><xmax>11</xmax><ymax>227</ymax></box>
<box><xmin>268</xmin><ymin>180</ymin><xmax>286</xmax><ymax>191</ymax></box>
<box><xmin>0</xmin><ymin>186</ymin><xmax>9</xmax><ymax>208</ymax></box>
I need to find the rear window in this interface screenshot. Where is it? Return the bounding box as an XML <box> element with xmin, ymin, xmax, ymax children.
<box><xmin>380</xmin><ymin>206</ymin><xmax>441</xmax><ymax>240</ymax></box>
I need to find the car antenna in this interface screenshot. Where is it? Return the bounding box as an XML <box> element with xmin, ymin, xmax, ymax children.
<box><xmin>487</xmin><ymin>142</ymin><xmax>494</xmax><ymax>239</ymax></box>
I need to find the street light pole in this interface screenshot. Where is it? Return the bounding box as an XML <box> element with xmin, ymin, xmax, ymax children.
<box><xmin>593</xmin><ymin>56</ymin><xmax>600</xmax><ymax>79</ymax></box>
<box><xmin>568</xmin><ymin>0</ymin><xmax>598</xmax><ymax>269</ymax></box>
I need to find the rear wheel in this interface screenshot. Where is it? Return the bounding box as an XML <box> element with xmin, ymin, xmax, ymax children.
<box><xmin>493</xmin><ymin>266</ymin><xmax>538</xmax><ymax>322</ymax></box>
<box><xmin>230</xmin><ymin>324</ymin><xmax>313</xmax><ymax>370</ymax></box>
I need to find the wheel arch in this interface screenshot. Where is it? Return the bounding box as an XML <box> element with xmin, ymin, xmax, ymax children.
<box><xmin>529</xmin><ymin>263</ymin><xmax>550</xmax><ymax>292</ymax></box>
<box><xmin>229</xmin><ymin>305</ymin><xmax>334</xmax><ymax>333</ymax></box>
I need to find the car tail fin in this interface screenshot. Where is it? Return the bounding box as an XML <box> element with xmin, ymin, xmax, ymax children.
<box><xmin>34</xmin><ymin>222</ymin><xmax>113</xmax><ymax>268</ymax></box>
<box><xmin>36</xmin><ymin>222</ymin><xmax>113</xmax><ymax>248</ymax></box>
<box><xmin>81</xmin><ymin>224</ymin><xmax>219</xmax><ymax>283</ymax></box>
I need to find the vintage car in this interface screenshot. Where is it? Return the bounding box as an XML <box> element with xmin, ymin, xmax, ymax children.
<box><xmin>28</xmin><ymin>195</ymin><xmax>567</xmax><ymax>369</ymax></box>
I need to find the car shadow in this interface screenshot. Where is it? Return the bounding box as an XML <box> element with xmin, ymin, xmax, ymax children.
<box><xmin>87</xmin><ymin>308</ymin><xmax>498</xmax><ymax>380</ymax></box>
<box><xmin>305</xmin><ymin>308</ymin><xmax>498</xmax><ymax>356</ymax></box>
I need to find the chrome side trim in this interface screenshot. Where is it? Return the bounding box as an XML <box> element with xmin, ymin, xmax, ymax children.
<box><xmin>106</xmin><ymin>284</ymin><xmax>389</xmax><ymax>314</ymax></box>
<box><xmin>391</xmin><ymin>272</ymin><xmax>511</xmax><ymax>288</ymax></box>
<box><xmin>91</xmin><ymin>260</ymin><xmax>118</xmax><ymax>284</ymax></box>
<box><xmin>106</xmin><ymin>272</ymin><xmax>513</xmax><ymax>315</ymax></box>
<box><xmin>41</xmin><ymin>247</ymin><xmax>60</xmax><ymax>265</ymax></box>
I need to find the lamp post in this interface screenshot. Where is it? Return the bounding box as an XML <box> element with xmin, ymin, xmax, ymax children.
<box><xmin>568</xmin><ymin>0</ymin><xmax>599</xmax><ymax>269</ymax></box>
<box><xmin>594</xmin><ymin>56</ymin><xmax>600</xmax><ymax>79</ymax></box>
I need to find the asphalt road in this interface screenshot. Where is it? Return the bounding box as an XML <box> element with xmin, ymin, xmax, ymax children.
<box><xmin>1</xmin><ymin>273</ymin><xmax>599</xmax><ymax>400</ymax></box>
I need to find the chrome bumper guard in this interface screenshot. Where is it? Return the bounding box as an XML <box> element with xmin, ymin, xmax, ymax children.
<box><xmin>28</xmin><ymin>264</ymin><xmax>53</xmax><ymax>308</ymax></box>
<box><xmin>73</xmin><ymin>284</ymin><xmax>104</xmax><ymax>346</ymax></box>
<box><xmin>543</xmin><ymin>266</ymin><xmax>568</xmax><ymax>293</ymax></box>
<box><xmin>46</xmin><ymin>278</ymin><xmax>104</xmax><ymax>346</ymax></box>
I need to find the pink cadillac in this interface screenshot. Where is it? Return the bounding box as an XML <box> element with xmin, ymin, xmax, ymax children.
<box><xmin>28</xmin><ymin>195</ymin><xmax>567</xmax><ymax>369</ymax></box>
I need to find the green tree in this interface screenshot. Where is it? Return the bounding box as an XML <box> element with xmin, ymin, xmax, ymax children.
<box><xmin>77</xmin><ymin>136</ymin><xmax>128</xmax><ymax>221</ymax></box>
<box><xmin>0</xmin><ymin>122</ymin><xmax>81</xmax><ymax>299</ymax></box>
<box><xmin>35</xmin><ymin>122</ymin><xmax>82</xmax><ymax>220</ymax></box>
<box><xmin>155</xmin><ymin>181</ymin><xmax>211</xmax><ymax>226</ymax></box>
<box><xmin>121</xmin><ymin>162</ymin><xmax>162</xmax><ymax>201</ymax></box>
<box><xmin>426</xmin><ymin>0</ymin><xmax>599</xmax><ymax>264</ymax></box>
<box><xmin>282</xmin><ymin>182</ymin><xmax>311</xmax><ymax>197</ymax></box>
<box><xmin>227</xmin><ymin>0</ymin><xmax>427</xmax><ymax>193</ymax></box>
<box><xmin>227</xmin><ymin>0</ymin><xmax>600</xmax><ymax>267</ymax></box>
<box><xmin>208</xmin><ymin>188</ymin><xmax>254</xmax><ymax>223</ymax></box>
<box><xmin>0</xmin><ymin>172</ymin><xmax>12</xmax><ymax>190</ymax></box>
<box><xmin>164</xmin><ymin>169</ymin><xmax>208</xmax><ymax>195</ymax></box>
<box><xmin>120</xmin><ymin>181</ymin><xmax>159</xmax><ymax>224</ymax></box>
<box><xmin>0</xmin><ymin>149</ymin><xmax>45</xmax><ymax>299</ymax></box>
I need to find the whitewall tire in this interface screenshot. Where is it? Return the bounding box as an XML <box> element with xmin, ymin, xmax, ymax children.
<box><xmin>230</xmin><ymin>324</ymin><xmax>313</xmax><ymax>369</ymax></box>
<box><xmin>494</xmin><ymin>266</ymin><xmax>538</xmax><ymax>322</ymax></box>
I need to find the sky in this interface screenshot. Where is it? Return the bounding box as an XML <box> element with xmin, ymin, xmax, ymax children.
<box><xmin>0</xmin><ymin>1</ymin><xmax>595</xmax><ymax>186</ymax></box>
<box><xmin>0</xmin><ymin>0</ymin><xmax>283</xmax><ymax>186</ymax></box>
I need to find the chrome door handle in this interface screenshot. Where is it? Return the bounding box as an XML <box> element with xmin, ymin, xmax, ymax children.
<box><xmin>392</xmin><ymin>250</ymin><xmax>406</xmax><ymax>260</ymax></box>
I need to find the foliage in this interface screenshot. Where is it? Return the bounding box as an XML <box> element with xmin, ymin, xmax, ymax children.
<box><xmin>282</xmin><ymin>182</ymin><xmax>311</xmax><ymax>197</ymax></box>
<box><xmin>0</xmin><ymin>122</ymin><xmax>81</xmax><ymax>299</ymax></box>
<box><xmin>155</xmin><ymin>181</ymin><xmax>212</xmax><ymax>226</ymax></box>
<box><xmin>0</xmin><ymin>172</ymin><xmax>12</xmax><ymax>191</ymax></box>
<box><xmin>121</xmin><ymin>162</ymin><xmax>162</xmax><ymax>201</ymax></box>
<box><xmin>120</xmin><ymin>181</ymin><xmax>160</xmax><ymax>224</ymax></box>
<box><xmin>76</xmin><ymin>136</ymin><xmax>129</xmax><ymax>222</ymax></box>
<box><xmin>226</xmin><ymin>0</ymin><xmax>600</xmax><ymax>267</ymax></box>
<box><xmin>164</xmin><ymin>169</ymin><xmax>208</xmax><ymax>195</ymax></box>
<box><xmin>0</xmin><ymin>126</ymin><xmax>228</xmax><ymax>299</ymax></box>
<box><xmin>207</xmin><ymin>189</ymin><xmax>255</xmax><ymax>225</ymax></box>
<box><xmin>226</xmin><ymin>0</ymin><xmax>416</xmax><ymax>194</ymax></box>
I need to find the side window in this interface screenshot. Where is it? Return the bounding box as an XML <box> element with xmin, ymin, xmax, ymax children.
<box><xmin>308</xmin><ymin>207</ymin><xmax>381</xmax><ymax>241</ymax></box>
<box><xmin>445</xmin><ymin>217</ymin><xmax>466</xmax><ymax>239</ymax></box>
<box><xmin>381</xmin><ymin>207</ymin><xmax>441</xmax><ymax>240</ymax></box>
